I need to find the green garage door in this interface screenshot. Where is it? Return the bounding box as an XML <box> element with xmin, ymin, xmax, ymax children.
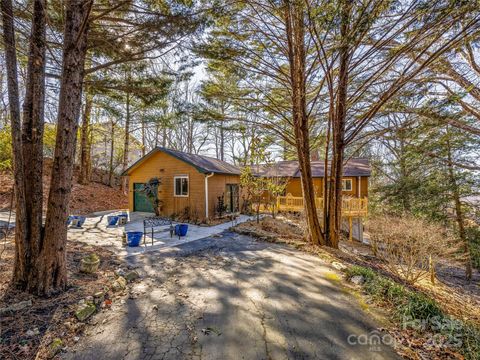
<box><xmin>133</xmin><ymin>183</ymin><xmax>155</xmax><ymax>212</ymax></box>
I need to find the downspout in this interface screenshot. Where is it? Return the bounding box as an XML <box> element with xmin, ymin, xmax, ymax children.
<box><xmin>205</xmin><ymin>172</ymin><xmax>215</xmax><ymax>220</ymax></box>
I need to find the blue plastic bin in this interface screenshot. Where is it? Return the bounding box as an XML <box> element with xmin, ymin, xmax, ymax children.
<box><xmin>127</xmin><ymin>231</ymin><xmax>143</xmax><ymax>247</ymax></box>
<box><xmin>107</xmin><ymin>215</ymin><xmax>119</xmax><ymax>226</ymax></box>
<box><xmin>175</xmin><ymin>224</ymin><xmax>189</xmax><ymax>237</ymax></box>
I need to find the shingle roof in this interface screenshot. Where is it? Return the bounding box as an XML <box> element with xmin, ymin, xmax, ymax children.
<box><xmin>253</xmin><ymin>158</ymin><xmax>371</xmax><ymax>177</ymax></box>
<box><xmin>122</xmin><ymin>147</ymin><xmax>241</xmax><ymax>176</ymax></box>
<box><xmin>252</xmin><ymin>161</ymin><xmax>299</xmax><ymax>177</ymax></box>
<box><xmin>159</xmin><ymin>147</ymin><xmax>241</xmax><ymax>175</ymax></box>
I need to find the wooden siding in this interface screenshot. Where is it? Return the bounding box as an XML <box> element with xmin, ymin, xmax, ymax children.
<box><xmin>208</xmin><ymin>174</ymin><xmax>240</xmax><ymax>217</ymax></box>
<box><xmin>285</xmin><ymin>176</ymin><xmax>368</xmax><ymax>198</ymax></box>
<box><xmin>127</xmin><ymin>151</ymin><xmax>241</xmax><ymax>221</ymax></box>
<box><xmin>127</xmin><ymin>151</ymin><xmax>206</xmax><ymax>219</ymax></box>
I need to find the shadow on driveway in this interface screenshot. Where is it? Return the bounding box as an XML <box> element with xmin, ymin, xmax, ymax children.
<box><xmin>64</xmin><ymin>232</ymin><xmax>400</xmax><ymax>360</ymax></box>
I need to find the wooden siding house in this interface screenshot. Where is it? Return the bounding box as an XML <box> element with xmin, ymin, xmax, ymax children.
<box><xmin>253</xmin><ymin>159</ymin><xmax>371</xmax><ymax>240</ymax></box>
<box><xmin>253</xmin><ymin>158</ymin><xmax>370</xmax><ymax>200</ymax></box>
<box><xmin>122</xmin><ymin>147</ymin><xmax>241</xmax><ymax>222</ymax></box>
<box><xmin>123</xmin><ymin>147</ymin><xmax>371</xmax><ymax>236</ymax></box>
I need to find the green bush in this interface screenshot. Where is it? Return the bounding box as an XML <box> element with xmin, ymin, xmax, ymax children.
<box><xmin>461</xmin><ymin>323</ymin><xmax>480</xmax><ymax>359</ymax></box>
<box><xmin>345</xmin><ymin>265</ymin><xmax>480</xmax><ymax>359</ymax></box>
<box><xmin>467</xmin><ymin>227</ymin><xmax>480</xmax><ymax>271</ymax></box>
<box><xmin>0</xmin><ymin>127</ymin><xmax>12</xmax><ymax>170</ymax></box>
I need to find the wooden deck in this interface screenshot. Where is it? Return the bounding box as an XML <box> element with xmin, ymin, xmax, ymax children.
<box><xmin>256</xmin><ymin>194</ymin><xmax>368</xmax><ymax>217</ymax></box>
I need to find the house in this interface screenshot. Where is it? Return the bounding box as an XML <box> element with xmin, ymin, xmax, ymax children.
<box><xmin>122</xmin><ymin>147</ymin><xmax>241</xmax><ymax>221</ymax></box>
<box><xmin>122</xmin><ymin>147</ymin><xmax>371</xmax><ymax>228</ymax></box>
<box><xmin>254</xmin><ymin>158</ymin><xmax>370</xmax><ymax>199</ymax></box>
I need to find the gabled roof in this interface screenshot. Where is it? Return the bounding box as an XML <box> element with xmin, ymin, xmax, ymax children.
<box><xmin>122</xmin><ymin>147</ymin><xmax>241</xmax><ymax>176</ymax></box>
<box><xmin>253</xmin><ymin>158</ymin><xmax>371</xmax><ymax>177</ymax></box>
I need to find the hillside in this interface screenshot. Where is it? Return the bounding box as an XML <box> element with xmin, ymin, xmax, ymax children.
<box><xmin>0</xmin><ymin>159</ymin><xmax>128</xmax><ymax>215</ymax></box>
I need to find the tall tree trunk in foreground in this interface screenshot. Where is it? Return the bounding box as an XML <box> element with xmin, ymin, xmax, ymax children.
<box><xmin>38</xmin><ymin>0</ymin><xmax>93</xmax><ymax>295</ymax></box>
<box><xmin>5</xmin><ymin>0</ymin><xmax>47</xmax><ymax>288</ymax></box>
<box><xmin>1</xmin><ymin>0</ymin><xmax>28</xmax><ymax>286</ymax></box>
<box><xmin>79</xmin><ymin>89</ymin><xmax>93</xmax><ymax>185</ymax></box>
<box><xmin>108</xmin><ymin>121</ymin><xmax>115</xmax><ymax>186</ymax></box>
<box><xmin>284</xmin><ymin>0</ymin><xmax>324</xmax><ymax>246</ymax></box>
<box><xmin>446</xmin><ymin>127</ymin><xmax>472</xmax><ymax>280</ymax></box>
<box><xmin>79</xmin><ymin>90</ymin><xmax>93</xmax><ymax>184</ymax></box>
<box><xmin>121</xmin><ymin>83</ymin><xmax>130</xmax><ymax>193</ymax></box>
<box><xmin>326</xmin><ymin>0</ymin><xmax>350</xmax><ymax>249</ymax></box>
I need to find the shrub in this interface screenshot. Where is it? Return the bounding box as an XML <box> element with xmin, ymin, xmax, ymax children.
<box><xmin>0</xmin><ymin>127</ymin><xmax>12</xmax><ymax>170</ymax></box>
<box><xmin>366</xmin><ymin>215</ymin><xmax>458</xmax><ymax>284</ymax></box>
<box><xmin>346</xmin><ymin>265</ymin><xmax>480</xmax><ymax>359</ymax></box>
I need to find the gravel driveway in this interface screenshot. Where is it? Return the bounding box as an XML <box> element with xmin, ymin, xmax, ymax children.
<box><xmin>64</xmin><ymin>232</ymin><xmax>399</xmax><ymax>360</ymax></box>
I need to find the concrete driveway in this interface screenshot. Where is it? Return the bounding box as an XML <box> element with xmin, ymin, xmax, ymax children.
<box><xmin>65</xmin><ymin>232</ymin><xmax>399</xmax><ymax>360</ymax></box>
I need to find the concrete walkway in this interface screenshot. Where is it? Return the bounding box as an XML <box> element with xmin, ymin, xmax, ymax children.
<box><xmin>67</xmin><ymin>211</ymin><xmax>255</xmax><ymax>258</ymax></box>
<box><xmin>64</xmin><ymin>232</ymin><xmax>400</xmax><ymax>360</ymax></box>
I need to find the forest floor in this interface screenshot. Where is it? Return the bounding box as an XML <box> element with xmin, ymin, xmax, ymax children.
<box><xmin>234</xmin><ymin>216</ymin><xmax>480</xmax><ymax>359</ymax></box>
<box><xmin>0</xmin><ymin>234</ymin><xmax>135</xmax><ymax>360</ymax></box>
<box><xmin>0</xmin><ymin>159</ymin><xmax>128</xmax><ymax>215</ymax></box>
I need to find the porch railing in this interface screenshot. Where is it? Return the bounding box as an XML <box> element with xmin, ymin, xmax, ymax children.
<box><xmin>271</xmin><ymin>194</ymin><xmax>368</xmax><ymax>217</ymax></box>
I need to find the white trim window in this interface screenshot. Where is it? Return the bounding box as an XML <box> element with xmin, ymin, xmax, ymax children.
<box><xmin>342</xmin><ymin>179</ymin><xmax>353</xmax><ymax>191</ymax></box>
<box><xmin>174</xmin><ymin>175</ymin><xmax>189</xmax><ymax>197</ymax></box>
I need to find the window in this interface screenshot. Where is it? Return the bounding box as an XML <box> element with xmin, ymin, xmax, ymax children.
<box><xmin>174</xmin><ymin>176</ymin><xmax>189</xmax><ymax>197</ymax></box>
<box><xmin>342</xmin><ymin>179</ymin><xmax>353</xmax><ymax>191</ymax></box>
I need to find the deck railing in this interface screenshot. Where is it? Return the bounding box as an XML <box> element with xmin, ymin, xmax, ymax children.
<box><xmin>275</xmin><ymin>194</ymin><xmax>368</xmax><ymax>217</ymax></box>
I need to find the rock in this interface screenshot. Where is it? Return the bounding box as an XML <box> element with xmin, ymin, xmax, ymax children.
<box><xmin>48</xmin><ymin>338</ymin><xmax>63</xmax><ymax>358</ymax></box>
<box><xmin>0</xmin><ymin>299</ymin><xmax>32</xmax><ymax>314</ymax></box>
<box><xmin>114</xmin><ymin>268</ymin><xmax>126</xmax><ymax>277</ymax></box>
<box><xmin>125</xmin><ymin>270</ymin><xmax>140</xmax><ymax>283</ymax></box>
<box><xmin>111</xmin><ymin>276</ymin><xmax>127</xmax><ymax>292</ymax></box>
<box><xmin>350</xmin><ymin>275</ymin><xmax>365</xmax><ymax>285</ymax></box>
<box><xmin>331</xmin><ymin>262</ymin><xmax>346</xmax><ymax>271</ymax></box>
<box><xmin>75</xmin><ymin>303</ymin><xmax>96</xmax><ymax>321</ymax></box>
<box><xmin>93</xmin><ymin>291</ymin><xmax>105</xmax><ymax>305</ymax></box>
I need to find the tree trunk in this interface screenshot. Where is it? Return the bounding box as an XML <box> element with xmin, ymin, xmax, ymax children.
<box><xmin>108</xmin><ymin>121</ymin><xmax>115</xmax><ymax>187</ymax></box>
<box><xmin>446</xmin><ymin>127</ymin><xmax>472</xmax><ymax>280</ymax></box>
<box><xmin>78</xmin><ymin>90</ymin><xmax>93</xmax><ymax>185</ymax></box>
<box><xmin>141</xmin><ymin>115</ymin><xmax>146</xmax><ymax>156</ymax></box>
<box><xmin>1</xmin><ymin>0</ymin><xmax>28</xmax><ymax>287</ymax></box>
<box><xmin>284</xmin><ymin>0</ymin><xmax>323</xmax><ymax>246</ymax></box>
<box><xmin>326</xmin><ymin>0</ymin><xmax>350</xmax><ymax>249</ymax></box>
<box><xmin>8</xmin><ymin>0</ymin><xmax>46</xmax><ymax>289</ymax></box>
<box><xmin>121</xmin><ymin>85</ymin><xmax>130</xmax><ymax>193</ymax></box>
<box><xmin>38</xmin><ymin>0</ymin><xmax>92</xmax><ymax>295</ymax></box>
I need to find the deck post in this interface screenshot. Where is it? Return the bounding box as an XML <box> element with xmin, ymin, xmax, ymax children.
<box><xmin>349</xmin><ymin>216</ymin><xmax>353</xmax><ymax>242</ymax></box>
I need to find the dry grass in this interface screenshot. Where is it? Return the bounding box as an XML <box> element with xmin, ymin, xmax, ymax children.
<box><xmin>366</xmin><ymin>215</ymin><xmax>459</xmax><ymax>285</ymax></box>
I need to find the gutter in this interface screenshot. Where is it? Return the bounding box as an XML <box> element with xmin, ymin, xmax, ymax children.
<box><xmin>204</xmin><ymin>172</ymin><xmax>215</xmax><ymax>219</ymax></box>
